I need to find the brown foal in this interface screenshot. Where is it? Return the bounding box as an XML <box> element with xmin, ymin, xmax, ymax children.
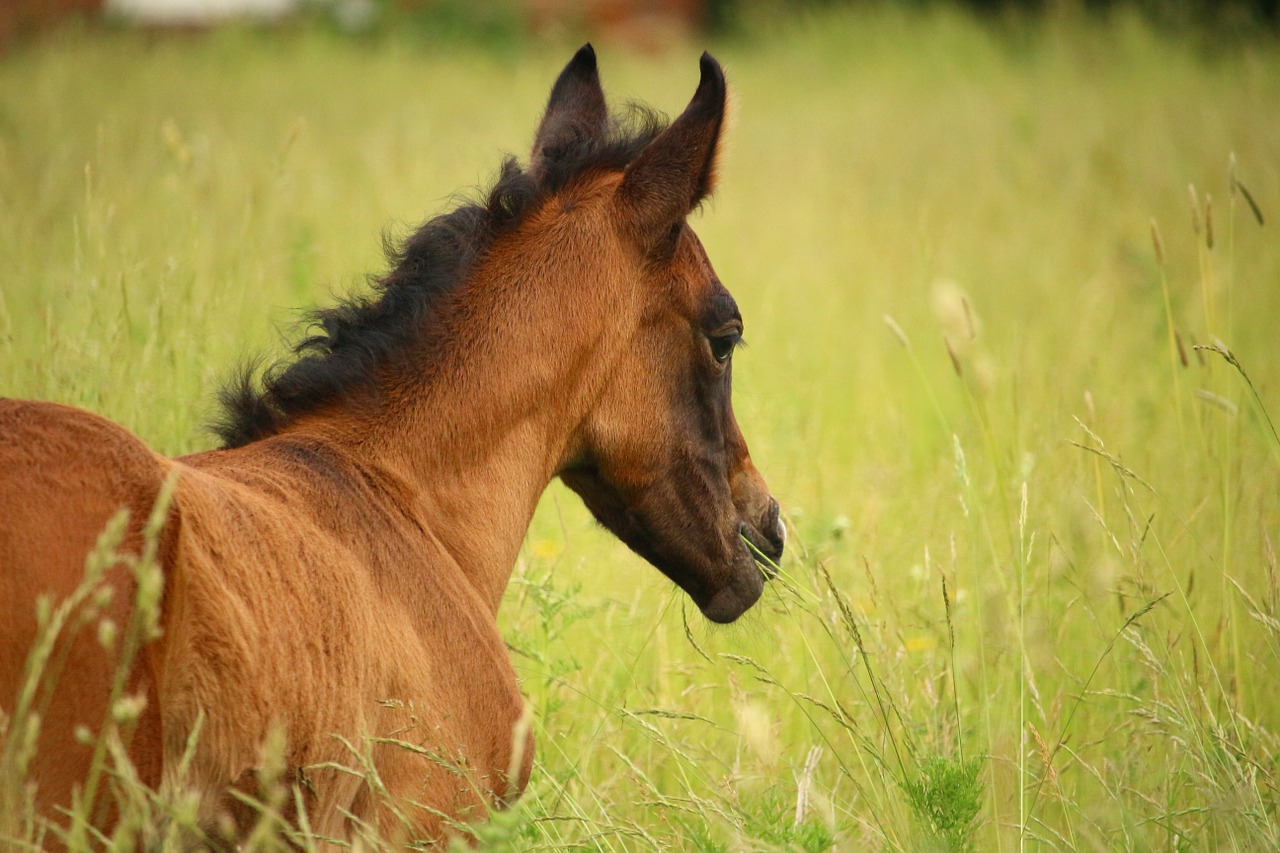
<box><xmin>0</xmin><ymin>45</ymin><xmax>783</xmax><ymax>846</ymax></box>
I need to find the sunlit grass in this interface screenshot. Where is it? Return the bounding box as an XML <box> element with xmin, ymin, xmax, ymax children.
<box><xmin>2</xmin><ymin>5</ymin><xmax>1278</xmax><ymax>849</ymax></box>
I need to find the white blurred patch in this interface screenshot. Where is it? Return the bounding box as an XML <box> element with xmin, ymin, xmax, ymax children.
<box><xmin>734</xmin><ymin>698</ymin><xmax>779</xmax><ymax>767</ymax></box>
<box><xmin>105</xmin><ymin>0</ymin><xmax>298</xmax><ymax>24</ymax></box>
<box><xmin>931</xmin><ymin>278</ymin><xmax>979</xmax><ymax>354</ymax></box>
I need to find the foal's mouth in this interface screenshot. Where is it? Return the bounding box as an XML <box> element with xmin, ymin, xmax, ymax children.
<box><xmin>739</xmin><ymin>524</ymin><xmax>782</xmax><ymax>578</ymax></box>
<box><xmin>737</xmin><ymin>502</ymin><xmax>785</xmax><ymax>579</ymax></box>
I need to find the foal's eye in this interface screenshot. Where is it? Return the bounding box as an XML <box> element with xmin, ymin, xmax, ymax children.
<box><xmin>709</xmin><ymin>333</ymin><xmax>738</xmax><ymax>364</ymax></box>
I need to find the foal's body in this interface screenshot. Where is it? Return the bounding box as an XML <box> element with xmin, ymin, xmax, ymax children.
<box><xmin>1</xmin><ymin>46</ymin><xmax>783</xmax><ymax>845</ymax></box>
<box><xmin>2</xmin><ymin>394</ymin><xmax>533</xmax><ymax>839</ymax></box>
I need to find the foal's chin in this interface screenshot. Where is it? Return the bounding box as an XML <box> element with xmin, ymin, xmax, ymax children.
<box><xmin>693</xmin><ymin>549</ymin><xmax>766</xmax><ymax>624</ymax></box>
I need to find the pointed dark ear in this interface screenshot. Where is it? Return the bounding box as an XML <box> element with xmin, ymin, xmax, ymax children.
<box><xmin>531</xmin><ymin>44</ymin><xmax>608</xmax><ymax>185</ymax></box>
<box><xmin>619</xmin><ymin>52</ymin><xmax>727</xmax><ymax>243</ymax></box>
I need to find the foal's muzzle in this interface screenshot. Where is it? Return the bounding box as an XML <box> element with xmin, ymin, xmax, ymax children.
<box><xmin>742</xmin><ymin>497</ymin><xmax>785</xmax><ymax>576</ymax></box>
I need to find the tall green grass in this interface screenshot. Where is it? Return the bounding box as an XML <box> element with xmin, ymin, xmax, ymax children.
<box><xmin>1</xmin><ymin>6</ymin><xmax>1277</xmax><ymax>849</ymax></box>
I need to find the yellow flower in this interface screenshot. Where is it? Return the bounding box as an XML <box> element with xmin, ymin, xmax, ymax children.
<box><xmin>530</xmin><ymin>539</ymin><xmax>560</xmax><ymax>560</ymax></box>
<box><xmin>905</xmin><ymin>635</ymin><xmax>938</xmax><ymax>653</ymax></box>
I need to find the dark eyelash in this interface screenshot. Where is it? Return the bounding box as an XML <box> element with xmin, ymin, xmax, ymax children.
<box><xmin>709</xmin><ymin>332</ymin><xmax>740</xmax><ymax>364</ymax></box>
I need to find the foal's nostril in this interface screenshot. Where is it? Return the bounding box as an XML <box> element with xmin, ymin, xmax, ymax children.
<box><xmin>741</xmin><ymin>499</ymin><xmax>785</xmax><ymax>574</ymax></box>
<box><xmin>761</xmin><ymin>498</ymin><xmax>785</xmax><ymax>556</ymax></box>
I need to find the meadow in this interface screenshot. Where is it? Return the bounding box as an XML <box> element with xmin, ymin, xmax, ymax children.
<box><xmin>2</xmin><ymin>5</ymin><xmax>1279</xmax><ymax>849</ymax></box>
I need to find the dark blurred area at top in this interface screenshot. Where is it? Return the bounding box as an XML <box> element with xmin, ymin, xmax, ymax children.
<box><xmin>2</xmin><ymin>0</ymin><xmax>1277</xmax><ymax>54</ymax></box>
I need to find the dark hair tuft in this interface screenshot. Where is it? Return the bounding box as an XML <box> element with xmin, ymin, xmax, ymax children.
<box><xmin>211</xmin><ymin>105</ymin><xmax>667</xmax><ymax>449</ymax></box>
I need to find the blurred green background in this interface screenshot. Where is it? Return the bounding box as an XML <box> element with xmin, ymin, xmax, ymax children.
<box><xmin>2</xmin><ymin>2</ymin><xmax>1278</xmax><ymax>850</ymax></box>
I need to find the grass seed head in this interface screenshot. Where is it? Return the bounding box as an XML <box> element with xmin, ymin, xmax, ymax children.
<box><xmin>883</xmin><ymin>314</ymin><xmax>910</xmax><ymax>349</ymax></box>
<box><xmin>1234</xmin><ymin>178</ymin><xmax>1266</xmax><ymax>226</ymax></box>
<box><xmin>97</xmin><ymin>618</ymin><xmax>118</xmax><ymax>651</ymax></box>
<box><xmin>111</xmin><ymin>694</ymin><xmax>147</xmax><ymax>725</ymax></box>
<box><xmin>1149</xmin><ymin>218</ymin><xmax>1165</xmax><ymax>266</ymax></box>
<box><xmin>945</xmin><ymin>336</ymin><xmax>962</xmax><ymax>377</ymax></box>
<box><xmin>1205</xmin><ymin>194</ymin><xmax>1214</xmax><ymax>249</ymax></box>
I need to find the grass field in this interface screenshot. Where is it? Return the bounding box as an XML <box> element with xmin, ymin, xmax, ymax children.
<box><xmin>2</xmin><ymin>5</ymin><xmax>1279</xmax><ymax>850</ymax></box>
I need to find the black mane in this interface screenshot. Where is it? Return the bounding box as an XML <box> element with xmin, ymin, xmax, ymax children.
<box><xmin>211</xmin><ymin>106</ymin><xmax>666</xmax><ymax>449</ymax></box>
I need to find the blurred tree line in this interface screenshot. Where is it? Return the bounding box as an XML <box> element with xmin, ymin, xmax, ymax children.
<box><xmin>1</xmin><ymin>0</ymin><xmax>1276</xmax><ymax>54</ymax></box>
<box><xmin>711</xmin><ymin>0</ymin><xmax>1277</xmax><ymax>31</ymax></box>
<box><xmin>331</xmin><ymin>0</ymin><xmax>1280</xmax><ymax>44</ymax></box>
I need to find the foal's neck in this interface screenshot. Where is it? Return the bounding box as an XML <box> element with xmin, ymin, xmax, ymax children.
<box><xmin>380</xmin><ymin>411</ymin><xmax>567</xmax><ymax>615</ymax></box>
<box><xmin>307</xmin><ymin>256</ymin><xmax>615</xmax><ymax>617</ymax></box>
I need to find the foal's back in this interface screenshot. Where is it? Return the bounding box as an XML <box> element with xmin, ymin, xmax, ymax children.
<box><xmin>0</xmin><ymin>400</ymin><xmax>169</xmax><ymax>825</ymax></box>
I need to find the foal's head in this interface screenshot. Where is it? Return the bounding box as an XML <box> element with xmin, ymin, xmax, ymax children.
<box><xmin>534</xmin><ymin>47</ymin><xmax>784</xmax><ymax>623</ymax></box>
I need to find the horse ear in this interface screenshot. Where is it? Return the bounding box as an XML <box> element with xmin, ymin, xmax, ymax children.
<box><xmin>531</xmin><ymin>43</ymin><xmax>608</xmax><ymax>184</ymax></box>
<box><xmin>619</xmin><ymin>52</ymin><xmax>727</xmax><ymax>242</ymax></box>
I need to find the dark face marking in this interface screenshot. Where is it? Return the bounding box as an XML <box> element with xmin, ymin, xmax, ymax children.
<box><xmin>536</xmin><ymin>47</ymin><xmax>781</xmax><ymax>623</ymax></box>
<box><xmin>561</xmin><ymin>225</ymin><xmax>782</xmax><ymax>624</ymax></box>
